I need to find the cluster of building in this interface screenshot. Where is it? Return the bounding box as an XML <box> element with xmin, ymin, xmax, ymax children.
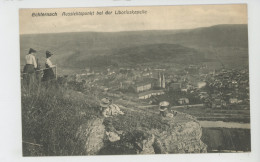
<box><xmin>62</xmin><ymin>64</ymin><xmax>249</xmax><ymax>109</ymax></box>
<box><xmin>132</xmin><ymin>72</ymin><xmax>166</xmax><ymax>99</ymax></box>
<box><xmin>203</xmin><ymin>68</ymin><xmax>249</xmax><ymax>108</ymax></box>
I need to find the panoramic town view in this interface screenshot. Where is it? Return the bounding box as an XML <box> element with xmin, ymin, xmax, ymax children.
<box><xmin>20</xmin><ymin>5</ymin><xmax>250</xmax><ymax>156</ymax></box>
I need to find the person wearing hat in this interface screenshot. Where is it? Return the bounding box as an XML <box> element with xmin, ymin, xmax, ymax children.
<box><xmin>23</xmin><ymin>48</ymin><xmax>37</xmax><ymax>88</ymax></box>
<box><xmin>99</xmin><ymin>97</ymin><xmax>111</xmax><ymax>117</ymax></box>
<box><xmin>159</xmin><ymin>101</ymin><xmax>169</xmax><ymax>117</ymax></box>
<box><xmin>42</xmin><ymin>51</ymin><xmax>56</xmax><ymax>82</ymax></box>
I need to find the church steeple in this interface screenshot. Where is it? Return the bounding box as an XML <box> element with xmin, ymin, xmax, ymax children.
<box><xmin>162</xmin><ymin>73</ymin><xmax>165</xmax><ymax>88</ymax></box>
<box><xmin>158</xmin><ymin>72</ymin><xmax>161</xmax><ymax>87</ymax></box>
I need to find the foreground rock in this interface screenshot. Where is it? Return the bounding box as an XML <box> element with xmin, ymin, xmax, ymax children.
<box><xmin>76</xmin><ymin>118</ymin><xmax>105</xmax><ymax>155</ymax></box>
<box><xmin>135</xmin><ymin>131</ymin><xmax>155</xmax><ymax>154</ymax></box>
<box><xmin>150</xmin><ymin>120</ymin><xmax>207</xmax><ymax>153</ymax></box>
<box><xmin>99</xmin><ymin>129</ymin><xmax>155</xmax><ymax>155</ymax></box>
<box><xmin>106</xmin><ymin>131</ymin><xmax>121</xmax><ymax>142</ymax></box>
<box><xmin>102</xmin><ymin>108</ymin><xmax>207</xmax><ymax>154</ymax></box>
<box><xmin>76</xmin><ymin>107</ymin><xmax>207</xmax><ymax>155</ymax></box>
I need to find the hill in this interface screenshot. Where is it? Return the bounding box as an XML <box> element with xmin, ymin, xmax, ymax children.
<box><xmin>65</xmin><ymin>43</ymin><xmax>205</xmax><ymax>68</ymax></box>
<box><xmin>20</xmin><ymin>24</ymin><xmax>248</xmax><ymax>71</ymax></box>
<box><xmin>169</xmin><ymin>24</ymin><xmax>248</xmax><ymax>48</ymax></box>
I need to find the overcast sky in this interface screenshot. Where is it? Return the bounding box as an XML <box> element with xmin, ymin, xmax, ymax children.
<box><xmin>19</xmin><ymin>4</ymin><xmax>247</xmax><ymax>34</ymax></box>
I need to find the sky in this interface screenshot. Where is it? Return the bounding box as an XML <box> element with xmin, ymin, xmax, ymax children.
<box><xmin>19</xmin><ymin>4</ymin><xmax>247</xmax><ymax>34</ymax></box>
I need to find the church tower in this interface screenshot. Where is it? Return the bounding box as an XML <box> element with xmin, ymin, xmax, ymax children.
<box><xmin>162</xmin><ymin>73</ymin><xmax>165</xmax><ymax>88</ymax></box>
<box><xmin>158</xmin><ymin>72</ymin><xmax>162</xmax><ymax>87</ymax></box>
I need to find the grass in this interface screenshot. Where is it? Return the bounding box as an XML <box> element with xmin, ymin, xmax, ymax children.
<box><xmin>21</xmin><ymin>81</ymin><xmax>100</xmax><ymax>156</ymax></box>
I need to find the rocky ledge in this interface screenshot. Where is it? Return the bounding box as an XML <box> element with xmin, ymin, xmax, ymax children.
<box><xmin>76</xmin><ymin>105</ymin><xmax>207</xmax><ymax>155</ymax></box>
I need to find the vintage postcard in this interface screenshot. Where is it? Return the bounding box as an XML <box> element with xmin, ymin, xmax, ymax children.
<box><xmin>19</xmin><ymin>4</ymin><xmax>250</xmax><ymax>156</ymax></box>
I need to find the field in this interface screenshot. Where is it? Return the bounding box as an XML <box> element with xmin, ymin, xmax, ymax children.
<box><xmin>172</xmin><ymin>106</ymin><xmax>250</xmax><ymax>123</ymax></box>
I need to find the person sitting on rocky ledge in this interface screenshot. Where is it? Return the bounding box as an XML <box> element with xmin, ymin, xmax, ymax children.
<box><xmin>99</xmin><ymin>97</ymin><xmax>124</xmax><ymax>117</ymax></box>
<box><xmin>100</xmin><ymin>97</ymin><xmax>111</xmax><ymax>116</ymax></box>
<box><xmin>159</xmin><ymin>101</ymin><xmax>169</xmax><ymax>117</ymax></box>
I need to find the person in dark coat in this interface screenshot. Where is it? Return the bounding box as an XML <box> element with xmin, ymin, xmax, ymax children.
<box><xmin>42</xmin><ymin>51</ymin><xmax>55</xmax><ymax>82</ymax></box>
<box><xmin>23</xmin><ymin>48</ymin><xmax>37</xmax><ymax>89</ymax></box>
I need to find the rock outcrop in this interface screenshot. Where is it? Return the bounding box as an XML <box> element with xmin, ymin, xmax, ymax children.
<box><xmin>136</xmin><ymin>132</ymin><xmax>155</xmax><ymax>154</ymax></box>
<box><xmin>150</xmin><ymin>121</ymin><xmax>207</xmax><ymax>153</ymax></box>
<box><xmin>76</xmin><ymin>118</ymin><xmax>105</xmax><ymax>155</ymax></box>
<box><xmin>98</xmin><ymin>129</ymin><xmax>156</xmax><ymax>155</ymax></box>
<box><xmin>76</xmin><ymin>107</ymin><xmax>207</xmax><ymax>155</ymax></box>
<box><xmin>106</xmin><ymin>131</ymin><xmax>121</xmax><ymax>142</ymax></box>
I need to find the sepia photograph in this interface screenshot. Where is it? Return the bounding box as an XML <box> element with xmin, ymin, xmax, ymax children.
<box><xmin>19</xmin><ymin>4</ymin><xmax>250</xmax><ymax>156</ymax></box>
